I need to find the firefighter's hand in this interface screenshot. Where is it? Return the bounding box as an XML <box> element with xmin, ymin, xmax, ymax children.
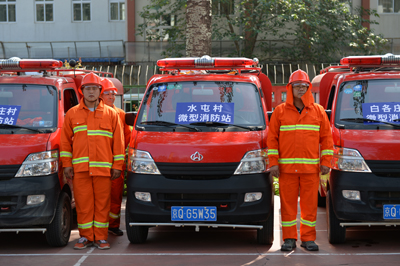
<box><xmin>111</xmin><ymin>169</ymin><xmax>122</xmax><ymax>180</ymax></box>
<box><xmin>320</xmin><ymin>165</ymin><xmax>330</xmax><ymax>175</ymax></box>
<box><xmin>270</xmin><ymin>165</ymin><xmax>280</xmax><ymax>178</ymax></box>
<box><xmin>64</xmin><ymin>167</ymin><xmax>74</xmax><ymax>180</ymax></box>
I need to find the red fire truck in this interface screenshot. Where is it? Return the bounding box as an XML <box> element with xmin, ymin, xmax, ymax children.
<box><xmin>311</xmin><ymin>53</ymin><xmax>400</xmax><ymax>243</ymax></box>
<box><xmin>125</xmin><ymin>56</ymin><xmax>275</xmax><ymax>244</ymax></box>
<box><xmin>0</xmin><ymin>58</ymin><xmax>121</xmax><ymax>246</ymax></box>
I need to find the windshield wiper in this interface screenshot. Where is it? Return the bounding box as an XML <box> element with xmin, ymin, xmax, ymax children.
<box><xmin>340</xmin><ymin>118</ymin><xmax>400</xmax><ymax>128</ymax></box>
<box><xmin>141</xmin><ymin>120</ymin><xmax>200</xmax><ymax>131</ymax></box>
<box><xmin>189</xmin><ymin>121</ymin><xmax>254</xmax><ymax>131</ymax></box>
<box><xmin>0</xmin><ymin>124</ymin><xmax>44</xmax><ymax>133</ymax></box>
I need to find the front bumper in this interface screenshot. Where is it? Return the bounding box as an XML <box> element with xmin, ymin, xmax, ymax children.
<box><xmin>0</xmin><ymin>173</ymin><xmax>60</xmax><ymax>227</ymax></box>
<box><xmin>330</xmin><ymin>169</ymin><xmax>400</xmax><ymax>222</ymax></box>
<box><xmin>126</xmin><ymin>172</ymin><xmax>273</xmax><ymax>225</ymax></box>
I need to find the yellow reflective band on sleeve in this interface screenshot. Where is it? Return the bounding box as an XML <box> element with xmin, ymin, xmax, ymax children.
<box><xmin>321</xmin><ymin>149</ymin><xmax>334</xmax><ymax>156</ymax></box>
<box><xmin>87</xmin><ymin>130</ymin><xmax>113</xmax><ymax>138</ymax></box>
<box><xmin>78</xmin><ymin>221</ymin><xmax>94</xmax><ymax>229</ymax></box>
<box><xmin>278</xmin><ymin>158</ymin><xmax>320</xmax><ymax>164</ymax></box>
<box><xmin>109</xmin><ymin>212</ymin><xmax>120</xmax><ymax>219</ymax></box>
<box><xmin>72</xmin><ymin>157</ymin><xmax>89</xmax><ymax>164</ymax></box>
<box><xmin>60</xmin><ymin>151</ymin><xmax>72</xmax><ymax>158</ymax></box>
<box><xmin>281</xmin><ymin>220</ymin><xmax>297</xmax><ymax>227</ymax></box>
<box><xmin>300</xmin><ymin>218</ymin><xmax>316</xmax><ymax>227</ymax></box>
<box><xmin>113</xmin><ymin>154</ymin><xmax>125</xmax><ymax>161</ymax></box>
<box><xmin>94</xmin><ymin>221</ymin><xmax>109</xmax><ymax>228</ymax></box>
<box><xmin>280</xmin><ymin>124</ymin><xmax>320</xmax><ymax>131</ymax></box>
<box><xmin>89</xmin><ymin>161</ymin><xmax>113</xmax><ymax>168</ymax></box>
<box><xmin>73</xmin><ymin>125</ymin><xmax>87</xmax><ymax>133</ymax></box>
<box><xmin>267</xmin><ymin>149</ymin><xmax>279</xmax><ymax>156</ymax></box>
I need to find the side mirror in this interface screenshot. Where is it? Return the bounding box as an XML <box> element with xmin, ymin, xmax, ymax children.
<box><xmin>267</xmin><ymin>111</ymin><xmax>273</xmax><ymax>121</ymax></box>
<box><xmin>125</xmin><ymin>112</ymin><xmax>137</xmax><ymax>126</ymax></box>
<box><xmin>325</xmin><ymin>110</ymin><xmax>331</xmax><ymax>120</ymax></box>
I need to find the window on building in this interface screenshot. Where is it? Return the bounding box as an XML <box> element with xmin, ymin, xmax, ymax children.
<box><xmin>212</xmin><ymin>0</ymin><xmax>234</xmax><ymax>16</ymax></box>
<box><xmin>145</xmin><ymin>14</ymin><xmax>177</xmax><ymax>41</ymax></box>
<box><xmin>378</xmin><ymin>0</ymin><xmax>400</xmax><ymax>13</ymax></box>
<box><xmin>0</xmin><ymin>0</ymin><xmax>16</xmax><ymax>22</ymax></box>
<box><xmin>73</xmin><ymin>0</ymin><xmax>91</xmax><ymax>22</ymax></box>
<box><xmin>36</xmin><ymin>0</ymin><xmax>53</xmax><ymax>22</ymax></box>
<box><xmin>281</xmin><ymin>92</ymin><xmax>287</xmax><ymax>102</ymax></box>
<box><xmin>110</xmin><ymin>0</ymin><xmax>125</xmax><ymax>21</ymax></box>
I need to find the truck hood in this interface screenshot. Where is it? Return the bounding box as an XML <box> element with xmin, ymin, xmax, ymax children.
<box><xmin>134</xmin><ymin>131</ymin><xmax>263</xmax><ymax>163</ymax></box>
<box><xmin>341</xmin><ymin>130</ymin><xmax>400</xmax><ymax>160</ymax></box>
<box><xmin>0</xmin><ymin>134</ymin><xmax>50</xmax><ymax>165</ymax></box>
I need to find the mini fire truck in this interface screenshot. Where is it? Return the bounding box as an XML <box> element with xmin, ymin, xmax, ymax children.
<box><xmin>0</xmin><ymin>57</ymin><xmax>122</xmax><ymax>247</ymax></box>
<box><xmin>125</xmin><ymin>56</ymin><xmax>275</xmax><ymax>244</ymax></box>
<box><xmin>312</xmin><ymin>53</ymin><xmax>400</xmax><ymax>243</ymax></box>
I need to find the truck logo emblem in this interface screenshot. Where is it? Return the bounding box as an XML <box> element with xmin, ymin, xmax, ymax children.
<box><xmin>190</xmin><ymin>151</ymin><xmax>203</xmax><ymax>161</ymax></box>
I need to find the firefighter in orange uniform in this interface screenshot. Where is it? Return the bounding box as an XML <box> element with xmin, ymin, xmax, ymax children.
<box><xmin>267</xmin><ymin>69</ymin><xmax>333</xmax><ymax>251</ymax></box>
<box><xmin>100</xmin><ymin>78</ymin><xmax>132</xmax><ymax>236</ymax></box>
<box><xmin>60</xmin><ymin>72</ymin><xmax>125</xmax><ymax>250</ymax></box>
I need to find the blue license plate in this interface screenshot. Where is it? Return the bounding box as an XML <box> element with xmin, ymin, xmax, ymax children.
<box><xmin>383</xmin><ymin>205</ymin><xmax>400</xmax><ymax>219</ymax></box>
<box><xmin>171</xmin><ymin>206</ymin><xmax>217</xmax><ymax>221</ymax></box>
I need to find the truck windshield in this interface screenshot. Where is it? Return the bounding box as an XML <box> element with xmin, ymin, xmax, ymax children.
<box><xmin>137</xmin><ymin>81</ymin><xmax>265</xmax><ymax>131</ymax></box>
<box><xmin>0</xmin><ymin>84</ymin><xmax>57</xmax><ymax>131</ymax></box>
<box><xmin>335</xmin><ymin>79</ymin><xmax>400</xmax><ymax>129</ymax></box>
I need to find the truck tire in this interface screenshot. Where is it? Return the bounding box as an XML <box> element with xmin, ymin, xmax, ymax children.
<box><xmin>318</xmin><ymin>190</ymin><xmax>326</xmax><ymax>208</ymax></box>
<box><xmin>326</xmin><ymin>190</ymin><xmax>346</xmax><ymax>244</ymax></box>
<box><xmin>46</xmin><ymin>192</ymin><xmax>72</xmax><ymax>247</ymax></box>
<box><xmin>257</xmin><ymin>210</ymin><xmax>274</xmax><ymax>245</ymax></box>
<box><xmin>125</xmin><ymin>202</ymin><xmax>149</xmax><ymax>244</ymax></box>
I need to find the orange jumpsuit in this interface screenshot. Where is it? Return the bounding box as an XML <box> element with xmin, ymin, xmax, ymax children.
<box><xmin>267</xmin><ymin>83</ymin><xmax>333</xmax><ymax>242</ymax></box>
<box><xmin>109</xmin><ymin>105</ymin><xmax>132</xmax><ymax>229</ymax></box>
<box><xmin>60</xmin><ymin>98</ymin><xmax>124</xmax><ymax>241</ymax></box>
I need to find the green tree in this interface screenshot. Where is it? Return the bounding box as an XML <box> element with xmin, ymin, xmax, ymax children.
<box><xmin>137</xmin><ymin>0</ymin><xmax>389</xmax><ymax>62</ymax></box>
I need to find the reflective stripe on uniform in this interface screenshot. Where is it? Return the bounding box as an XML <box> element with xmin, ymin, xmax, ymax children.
<box><xmin>281</xmin><ymin>219</ymin><xmax>297</xmax><ymax>227</ymax></box>
<box><xmin>87</xmin><ymin>130</ymin><xmax>113</xmax><ymax>138</ymax></box>
<box><xmin>321</xmin><ymin>149</ymin><xmax>334</xmax><ymax>156</ymax></box>
<box><xmin>78</xmin><ymin>221</ymin><xmax>93</xmax><ymax>229</ymax></box>
<box><xmin>73</xmin><ymin>125</ymin><xmax>87</xmax><ymax>133</ymax></box>
<box><xmin>300</xmin><ymin>218</ymin><xmax>316</xmax><ymax>227</ymax></box>
<box><xmin>113</xmin><ymin>154</ymin><xmax>125</xmax><ymax>161</ymax></box>
<box><xmin>280</xmin><ymin>124</ymin><xmax>320</xmax><ymax>131</ymax></box>
<box><xmin>94</xmin><ymin>221</ymin><xmax>109</xmax><ymax>228</ymax></box>
<box><xmin>109</xmin><ymin>212</ymin><xmax>120</xmax><ymax>219</ymax></box>
<box><xmin>267</xmin><ymin>149</ymin><xmax>279</xmax><ymax>156</ymax></box>
<box><xmin>89</xmin><ymin>161</ymin><xmax>112</xmax><ymax>168</ymax></box>
<box><xmin>278</xmin><ymin>158</ymin><xmax>319</xmax><ymax>164</ymax></box>
<box><xmin>72</xmin><ymin>157</ymin><xmax>89</xmax><ymax>164</ymax></box>
<box><xmin>60</xmin><ymin>151</ymin><xmax>72</xmax><ymax>158</ymax></box>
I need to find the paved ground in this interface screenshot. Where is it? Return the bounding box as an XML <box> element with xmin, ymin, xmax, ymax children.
<box><xmin>1</xmin><ymin>196</ymin><xmax>400</xmax><ymax>266</ymax></box>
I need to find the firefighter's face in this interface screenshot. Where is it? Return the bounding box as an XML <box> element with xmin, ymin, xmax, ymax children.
<box><xmin>101</xmin><ymin>90</ymin><xmax>116</xmax><ymax>106</ymax></box>
<box><xmin>292</xmin><ymin>82</ymin><xmax>308</xmax><ymax>99</ymax></box>
<box><xmin>82</xmin><ymin>85</ymin><xmax>101</xmax><ymax>102</ymax></box>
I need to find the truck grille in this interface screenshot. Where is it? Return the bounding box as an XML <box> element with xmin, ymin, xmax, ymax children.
<box><xmin>158</xmin><ymin>193</ymin><xmax>237</xmax><ymax>211</ymax></box>
<box><xmin>369</xmin><ymin>191</ymin><xmax>400</xmax><ymax>209</ymax></box>
<box><xmin>365</xmin><ymin>160</ymin><xmax>400</xmax><ymax>177</ymax></box>
<box><xmin>156</xmin><ymin>162</ymin><xmax>239</xmax><ymax>180</ymax></box>
<box><xmin>0</xmin><ymin>165</ymin><xmax>20</xmax><ymax>181</ymax></box>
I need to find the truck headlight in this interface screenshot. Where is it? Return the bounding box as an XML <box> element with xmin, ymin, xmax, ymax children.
<box><xmin>234</xmin><ymin>149</ymin><xmax>268</xmax><ymax>175</ymax></box>
<box><xmin>332</xmin><ymin>146</ymin><xmax>371</xmax><ymax>173</ymax></box>
<box><xmin>128</xmin><ymin>148</ymin><xmax>160</xmax><ymax>175</ymax></box>
<box><xmin>15</xmin><ymin>150</ymin><xmax>58</xmax><ymax>177</ymax></box>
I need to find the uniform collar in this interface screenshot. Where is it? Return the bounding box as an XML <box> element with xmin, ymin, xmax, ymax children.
<box><xmin>78</xmin><ymin>98</ymin><xmax>105</xmax><ymax>111</ymax></box>
<box><xmin>285</xmin><ymin>83</ymin><xmax>315</xmax><ymax>109</ymax></box>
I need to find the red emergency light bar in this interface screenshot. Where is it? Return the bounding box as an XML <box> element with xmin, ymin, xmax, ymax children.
<box><xmin>0</xmin><ymin>58</ymin><xmax>63</xmax><ymax>70</ymax></box>
<box><xmin>340</xmin><ymin>54</ymin><xmax>400</xmax><ymax>67</ymax></box>
<box><xmin>157</xmin><ymin>56</ymin><xmax>258</xmax><ymax>69</ymax></box>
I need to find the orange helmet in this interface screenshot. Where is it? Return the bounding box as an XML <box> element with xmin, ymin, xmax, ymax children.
<box><xmin>79</xmin><ymin>72</ymin><xmax>103</xmax><ymax>95</ymax></box>
<box><xmin>100</xmin><ymin>78</ymin><xmax>118</xmax><ymax>94</ymax></box>
<box><xmin>288</xmin><ymin>69</ymin><xmax>310</xmax><ymax>85</ymax></box>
